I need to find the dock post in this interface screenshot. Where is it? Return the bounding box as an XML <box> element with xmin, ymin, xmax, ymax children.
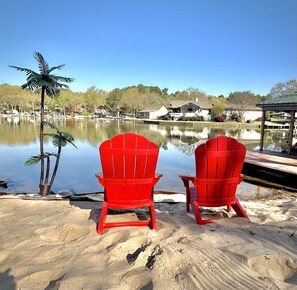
<box><xmin>259</xmin><ymin>110</ymin><xmax>265</xmax><ymax>151</ymax></box>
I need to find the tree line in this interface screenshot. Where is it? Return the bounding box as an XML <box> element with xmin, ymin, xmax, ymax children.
<box><xmin>1</xmin><ymin>80</ymin><xmax>296</xmax><ymax>118</ymax></box>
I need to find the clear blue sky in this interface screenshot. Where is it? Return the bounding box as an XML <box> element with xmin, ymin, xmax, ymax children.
<box><xmin>1</xmin><ymin>0</ymin><xmax>296</xmax><ymax>96</ymax></box>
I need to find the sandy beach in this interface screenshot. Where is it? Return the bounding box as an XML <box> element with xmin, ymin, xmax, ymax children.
<box><xmin>0</xmin><ymin>191</ymin><xmax>296</xmax><ymax>290</ymax></box>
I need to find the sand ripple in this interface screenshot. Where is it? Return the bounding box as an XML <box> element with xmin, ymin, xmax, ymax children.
<box><xmin>35</xmin><ymin>223</ymin><xmax>90</xmax><ymax>243</ymax></box>
<box><xmin>0</xmin><ymin>197</ymin><xmax>297</xmax><ymax>289</ymax></box>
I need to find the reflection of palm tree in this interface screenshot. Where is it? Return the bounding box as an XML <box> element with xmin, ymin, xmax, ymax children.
<box><xmin>180</xmin><ymin>135</ymin><xmax>200</xmax><ymax>145</ymax></box>
<box><xmin>173</xmin><ymin>143</ymin><xmax>198</xmax><ymax>155</ymax></box>
<box><xmin>10</xmin><ymin>52</ymin><xmax>74</xmax><ymax>194</ymax></box>
<box><xmin>0</xmin><ymin>120</ymin><xmax>38</xmax><ymax>145</ymax></box>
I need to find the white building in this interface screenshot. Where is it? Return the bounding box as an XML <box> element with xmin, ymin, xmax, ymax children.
<box><xmin>167</xmin><ymin>100</ymin><xmax>212</xmax><ymax>120</ymax></box>
<box><xmin>137</xmin><ymin>105</ymin><xmax>168</xmax><ymax>119</ymax></box>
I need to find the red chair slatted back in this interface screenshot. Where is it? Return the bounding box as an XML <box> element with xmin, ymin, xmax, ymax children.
<box><xmin>99</xmin><ymin>133</ymin><xmax>159</xmax><ymax>202</ymax></box>
<box><xmin>194</xmin><ymin>136</ymin><xmax>246</xmax><ymax>204</ymax></box>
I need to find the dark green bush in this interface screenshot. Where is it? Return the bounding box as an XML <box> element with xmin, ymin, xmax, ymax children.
<box><xmin>177</xmin><ymin>116</ymin><xmax>204</xmax><ymax>121</ymax></box>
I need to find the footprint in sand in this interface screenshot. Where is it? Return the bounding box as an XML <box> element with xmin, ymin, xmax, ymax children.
<box><xmin>64</xmin><ymin>209</ymin><xmax>91</xmax><ymax>221</ymax></box>
<box><xmin>248</xmin><ymin>254</ymin><xmax>297</xmax><ymax>281</ymax></box>
<box><xmin>18</xmin><ymin>269</ymin><xmax>58</xmax><ymax>289</ymax></box>
<box><xmin>102</xmin><ymin>230</ymin><xmax>131</xmax><ymax>251</ymax></box>
<box><xmin>126</xmin><ymin>241</ymin><xmax>152</xmax><ymax>265</ymax></box>
<box><xmin>120</xmin><ymin>268</ymin><xmax>153</xmax><ymax>290</ymax></box>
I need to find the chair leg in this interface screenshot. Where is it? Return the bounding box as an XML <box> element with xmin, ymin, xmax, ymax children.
<box><xmin>149</xmin><ymin>202</ymin><xmax>157</xmax><ymax>230</ymax></box>
<box><xmin>97</xmin><ymin>201</ymin><xmax>108</xmax><ymax>234</ymax></box>
<box><xmin>231</xmin><ymin>200</ymin><xmax>249</xmax><ymax>218</ymax></box>
<box><xmin>186</xmin><ymin>187</ymin><xmax>191</xmax><ymax>212</ymax></box>
<box><xmin>191</xmin><ymin>200</ymin><xmax>219</xmax><ymax>225</ymax></box>
<box><xmin>191</xmin><ymin>200</ymin><xmax>204</xmax><ymax>225</ymax></box>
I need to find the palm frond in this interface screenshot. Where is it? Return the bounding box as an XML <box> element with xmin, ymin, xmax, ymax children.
<box><xmin>44</xmin><ymin>152</ymin><xmax>58</xmax><ymax>158</ymax></box>
<box><xmin>46</xmin><ymin>86</ymin><xmax>61</xmax><ymax>97</ymax></box>
<box><xmin>10</xmin><ymin>52</ymin><xmax>74</xmax><ymax>97</ymax></box>
<box><xmin>9</xmin><ymin>65</ymin><xmax>38</xmax><ymax>77</ymax></box>
<box><xmin>44</xmin><ymin>81</ymin><xmax>72</xmax><ymax>97</ymax></box>
<box><xmin>45</xmin><ymin>152</ymin><xmax>58</xmax><ymax>158</ymax></box>
<box><xmin>48</xmin><ymin>65</ymin><xmax>65</xmax><ymax>74</ymax></box>
<box><xmin>25</xmin><ymin>152</ymin><xmax>58</xmax><ymax>165</ymax></box>
<box><xmin>25</xmin><ymin>155</ymin><xmax>42</xmax><ymax>165</ymax></box>
<box><xmin>67</xmin><ymin>140</ymin><xmax>77</xmax><ymax>148</ymax></box>
<box><xmin>43</xmin><ymin>121</ymin><xmax>59</xmax><ymax>131</ymax></box>
<box><xmin>34</xmin><ymin>52</ymin><xmax>49</xmax><ymax>74</ymax></box>
<box><xmin>26</xmin><ymin>72</ymin><xmax>40</xmax><ymax>81</ymax></box>
<box><xmin>9</xmin><ymin>66</ymin><xmax>41</xmax><ymax>92</ymax></box>
<box><xmin>52</xmin><ymin>135</ymin><xmax>67</xmax><ymax>147</ymax></box>
<box><xmin>51</xmin><ymin>75</ymin><xmax>74</xmax><ymax>83</ymax></box>
<box><xmin>51</xmin><ymin>131</ymin><xmax>77</xmax><ymax>148</ymax></box>
<box><xmin>61</xmin><ymin>131</ymin><xmax>77</xmax><ymax>148</ymax></box>
<box><xmin>20</xmin><ymin>73</ymin><xmax>42</xmax><ymax>91</ymax></box>
<box><xmin>21</xmin><ymin>81</ymin><xmax>40</xmax><ymax>91</ymax></box>
<box><xmin>61</xmin><ymin>131</ymin><xmax>75</xmax><ymax>141</ymax></box>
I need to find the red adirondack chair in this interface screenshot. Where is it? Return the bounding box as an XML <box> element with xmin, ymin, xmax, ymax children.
<box><xmin>179</xmin><ymin>136</ymin><xmax>249</xmax><ymax>224</ymax></box>
<box><xmin>95</xmin><ymin>133</ymin><xmax>162</xmax><ymax>234</ymax></box>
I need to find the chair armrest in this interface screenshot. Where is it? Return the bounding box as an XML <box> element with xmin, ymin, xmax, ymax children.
<box><xmin>179</xmin><ymin>175</ymin><xmax>195</xmax><ymax>188</ymax></box>
<box><xmin>155</xmin><ymin>173</ymin><xmax>163</xmax><ymax>179</ymax></box>
<box><xmin>152</xmin><ymin>173</ymin><xmax>162</xmax><ymax>186</ymax></box>
<box><xmin>239</xmin><ymin>173</ymin><xmax>244</xmax><ymax>183</ymax></box>
<box><xmin>95</xmin><ymin>172</ymin><xmax>105</xmax><ymax>186</ymax></box>
<box><xmin>179</xmin><ymin>175</ymin><xmax>195</xmax><ymax>212</ymax></box>
<box><xmin>95</xmin><ymin>172</ymin><xmax>102</xmax><ymax>178</ymax></box>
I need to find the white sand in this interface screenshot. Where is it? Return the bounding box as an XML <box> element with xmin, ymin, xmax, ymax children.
<box><xmin>0</xmin><ymin>193</ymin><xmax>296</xmax><ymax>290</ymax></box>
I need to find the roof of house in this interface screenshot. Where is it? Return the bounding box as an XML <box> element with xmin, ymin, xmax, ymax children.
<box><xmin>168</xmin><ymin>100</ymin><xmax>212</xmax><ymax>109</ymax></box>
<box><xmin>257</xmin><ymin>93</ymin><xmax>297</xmax><ymax>111</ymax></box>
<box><xmin>138</xmin><ymin>105</ymin><xmax>167</xmax><ymax>113</ymax></box>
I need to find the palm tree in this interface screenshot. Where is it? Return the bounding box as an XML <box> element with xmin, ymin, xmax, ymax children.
<box><xmin>10</xmin><ymin>52</ymin><xmax>75</xmax><ymax>195</ymax></box>
<box><xmin>25</xmin><ymin>121</ymin><xmax>77</xmax><ymax>194</ymax></box>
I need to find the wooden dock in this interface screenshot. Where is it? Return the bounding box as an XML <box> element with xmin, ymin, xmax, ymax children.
<box><xmin>243</xmin><ymin>150</ymin><xmax>297</xmax><ymax>190</ymax></box>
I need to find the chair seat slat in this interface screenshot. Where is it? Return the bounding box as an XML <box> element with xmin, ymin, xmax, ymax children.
<box><xmin>103</xmin><ymin>178</ymin><xmax>155</xmax><ymax>185</ymax></box>
<box><xmin>100</xmin><ymin>148</ymin><xmax>159</xmax><ymax>155</ymax></box>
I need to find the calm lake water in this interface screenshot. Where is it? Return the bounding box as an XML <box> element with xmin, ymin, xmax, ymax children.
<box><xmin>0</xmin><ymin>116</ymin><xmax>284</xmax><ymax>199</ymax></box>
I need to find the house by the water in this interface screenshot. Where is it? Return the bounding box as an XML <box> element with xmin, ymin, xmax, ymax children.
<box><xmin>137</xmin><ymin>105</ymin><xmax>168</xmax><ymax>119</ymax></box>
<box><xmin>137</xmin><ymin>99</ymin><xmax>262</xmax><ymax>122</ymax></box>
<box><xmin>224</xmin><ymin>103</ymin><xmax>262</xmax><ymax>122</ymax></box>
<box><xmin>167</xmin><ymin>100</ymin><xmax>212</xmax><ymax>120</ymax></box>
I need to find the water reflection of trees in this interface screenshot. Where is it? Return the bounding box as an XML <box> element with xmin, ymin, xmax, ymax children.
<box><xmin>0</xmin><ymin>118</ymin><xmax>168</xmax><ymax>147</ymax></box>
<box><xmin>168</xmin><ymin>135</ymin><xmax>200</xmax><ymax>155</ymax></box>
<box><xmin>0</xmin><ymin>118</ymin><xmax>265</xmax><ymax>153</ymax></box>
<box><xmin>46</xmin><ymin>119</ymin><xmax>168</xmax><ymax>148</ymax></box>
<box><xmin>167</xmin><ymin>127</ymin><xmax>263</xmax><ymax>154</ymax></box>
<box><xmin>0</xmin><ymin>117</ymin><xmax>39</xmax><ymax>145</ymax></box>
<box><xmin>263</xmin><ymin>130</ymin><xmax>291</xmax><ymax>152</ymax></box>
<box><xmin>172</xmin><ymin>142</ymin><xmax>198</xmax><ymax>155</ymax></box>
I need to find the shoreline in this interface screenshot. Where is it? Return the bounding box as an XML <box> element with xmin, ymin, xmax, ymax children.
<box><xmin>0</xmin><ymin>113</ymin><xmax>261</xmax><ymax>129</ymax></box>
<box><xmin>1</xmin><ymin>185</ymin><xmax>297</xmax><ymax>202</ymax></box>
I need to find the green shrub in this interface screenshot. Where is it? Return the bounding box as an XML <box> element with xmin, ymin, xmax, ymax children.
<box><xmin>177</xmin><ymin>116</ymin><xmax>204</xmax><ymax>121</ymax></box>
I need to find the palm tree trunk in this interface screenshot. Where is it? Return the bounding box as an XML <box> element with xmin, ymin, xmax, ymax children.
<box><xmin>45</xmin><ymin>156</ymin><xmax>50</xmax><ymax>184</ymax></box>
<box><xmin>39</xmin><ymin>86</ymin><xmax>45</xmax><ymax>186</ymax></box>
<box><xmin>50</xmin><ymin>146</ymin><xmax>62</xmax><ymax>186</ymax></box>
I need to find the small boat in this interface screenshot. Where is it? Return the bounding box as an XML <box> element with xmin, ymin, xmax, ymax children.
<box><xmin>0</xmin><ymin>180</ymin><xmax>8</xmax><ymax>188</ymax></box>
